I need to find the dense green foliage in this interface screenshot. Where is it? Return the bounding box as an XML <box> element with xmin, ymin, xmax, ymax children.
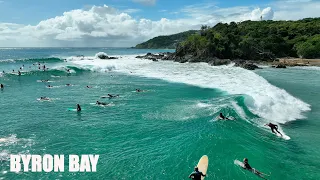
<box><xmin>134</xmin><ymin>30</ymin><xmax>198</xmax><ymax>49</ymax></box>
<box><xmin>177</xmin><ymin>18</ymin><xmax>320</xmax><ymax>60</ymax></box>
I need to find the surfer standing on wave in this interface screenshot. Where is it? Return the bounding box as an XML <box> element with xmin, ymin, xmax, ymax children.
<box><xmin>265</xmin><ymin>123</ymin><xmax>282</xmax><ymax>136</ymax></box>
<box><xmin>218</xmin><ymin>113</ymin><xmax>233</xmax><ymax>120</ymax></box>
<box><xmin>189</xmin><ymin>167</ymin><xmax>206</xmax><ymax>180</ymax></box>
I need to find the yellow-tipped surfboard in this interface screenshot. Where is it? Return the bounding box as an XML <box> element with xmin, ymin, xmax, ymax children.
<box><xmin>197</xmin><ymin>155</ymin><xmax>209</xmax><ymax>180</ymax></box>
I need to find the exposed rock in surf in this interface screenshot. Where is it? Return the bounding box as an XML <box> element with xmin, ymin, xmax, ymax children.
<box><xmin>276</xmin><ymin>64</ymin><xmax>287</xmax><ymax>68</ymax></box>
<box><xmin>135</xmin><ymin>52</ymin><xmax>263</xmax><ymax>70</ymax></box>
<box><xmin>234</xmin><ymin>61</ymin><xmax>262</xmax><ymax>70</ymax></box>
<box><xmin>95</xmin><ymin>52</ymin><xmax>118</xmax><ymax>60</ymax></box>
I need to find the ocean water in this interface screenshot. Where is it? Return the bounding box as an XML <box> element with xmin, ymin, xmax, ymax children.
<box><xmin>0</xmin><ymin>48</ymin><xmax>319</xmax><ymax>180</ymax></box>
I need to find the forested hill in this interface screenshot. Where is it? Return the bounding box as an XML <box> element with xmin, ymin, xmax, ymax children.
<box><xmin>135</xmin><ymin>18</ymin><xmax>320</xmax><ymax>60</ymax></box>
<box><xmin>134</xmin><ymin>30</ymin><xmax>198</xmax><ymax>49</ymax></box>
<box><xmin>176</xmin><ymin>18</ymin><xmax>320</xmax><ymax>60</ymax></box>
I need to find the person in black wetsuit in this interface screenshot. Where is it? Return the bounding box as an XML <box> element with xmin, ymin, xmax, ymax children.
<box><xmin>107</xmin><ymin>94</ymin><xmax>119</xmax><ymax>98</ymax></box>
<box><xmin>218</xmin><ymin>113</ymin><xmax>230</xmax><ymax>120</ymax></box>
<box><xmin>243</xmin><ymin>158</ymin><xmax>267</xmax><ymax>179</ymax></box>
<box><xmin>0</xmin><ymin>84</ymin><xmax>4</xmax><ymax>89</ymax></box>
<box><xmin>96</xmin><ymin>101</ymin><xmax>108</xmax><ymax>106</ymax></box>
<box><xmin>265</xmin><ymin>123</ymin><xmax>282</xmax><ymax>136</ymax></box>
<box><xmin>188</xmin><ymin>167</ymin><xmax>206</xmax><ymax>180</ymax></box>
<box><xmin>77</xmin><ymin>104</ymin><xmax>81</xmax><ymax>112</ymax></box>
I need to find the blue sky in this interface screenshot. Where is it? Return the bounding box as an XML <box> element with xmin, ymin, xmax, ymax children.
<box><xmin>0</xmin><ymin>0</ymin><xmax>274</xmax><ymax>24</ymax></box>
<box><xmin>0</xmin><ymin>0</ymin><xmax>319</xmax><ymax>47</ymax></box>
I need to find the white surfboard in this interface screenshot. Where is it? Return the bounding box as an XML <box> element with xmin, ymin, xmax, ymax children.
<box><xmin>234</xmin><ymin>160</ymin><xmax>245</xmax><ymax>168</ymax></box>
<box><xmin>197</xmin><ymin>155</ymin><xmax>209</xmax><ymax>180</ymax></box>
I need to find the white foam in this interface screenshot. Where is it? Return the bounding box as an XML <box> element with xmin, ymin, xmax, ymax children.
<box><xmin>68</xmin><ymin>55</ymin><xmax>310</xmax><ymax>124</ymax></box>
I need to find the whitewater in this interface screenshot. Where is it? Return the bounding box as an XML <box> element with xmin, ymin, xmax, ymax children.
<box><xmin>68</xmin><ymin>54</ymin><xmax>311</xmax><ymax>125</ymax></box>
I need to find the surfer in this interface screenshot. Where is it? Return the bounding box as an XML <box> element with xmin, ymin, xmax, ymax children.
<box><xmin>189</xmin><ymin>167</ymin><xmax>206</xmax><ymax>180</ymax></box>
<box><xmin>47</xmin><ymin>85</ymin><xmax>53</xmax><ymax>88</ymax></box>
<box><xmin>66</xmin><ymin>84</ymin><xmax>72</xmax><ymax>86</ymax></box>
<box><xmin>243</xmin><ymin>158</ymin><xmax>268</xmax><ymax>179</ymax></box>
<box><xmin>265</xmin><ymin>123</ymin><xmax>282</xmax><ymax>136</ymax></box>
<box><xmin>86</xmin><ymin>86</ymin><xmax>92</xmax><ymax>88</ymax></box>
<box><xmin>40</xmin><ymin>97</ymin><xmax>50</xmax><ymax>101</ymax></box>
<box><xmin>77</xmin><ymin>104</ymin><xmax>81</xmax><ymax>112</ymax></box>
<box><xmin>136</xmin><ymin>89</ymin><xmax>143</xmax><ymax>92</ymax></box>
<box><xmin>96</xmin><ymin>101</ymin><xmax>108</xmax><ymax>106</ymax></box>
<box><xmin>218</xmin><ymin>113</ymin><xmax>231</xmax><ymax>120</ymax></box>
<box><xmin>107</xmin><ymin>94</ymin><xmax>119</xmax><ymax>98</ymax></box>
<box><xmin>18</xmin><ymin>71</ymin><xmax>21</xmax><ymax>76</ymax></box>
<box><xmin>0</xmin><ymin>84</ymin><xmax>4</xmax><ymax>89</ymax></box>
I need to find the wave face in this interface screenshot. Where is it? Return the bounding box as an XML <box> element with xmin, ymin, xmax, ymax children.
<box><xmin>67</xmin><ymin>54</ymin><xmax>311</xmax><ymax>124</ymax></box>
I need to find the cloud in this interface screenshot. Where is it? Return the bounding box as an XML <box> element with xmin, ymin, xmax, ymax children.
<box><xmin>123</xmin><ymin>9</ymin><xmax>141</xmax><ymax>14</ymax></box>
<box><xmin>132</xmin><ymin>0</ymin><xmax>156</xmax><ymax>6</ymax></box>
<box><xmin>271</xmin><ymin>0</ymin><xmax>320</xmax><ymax>20</ymax></box>
<box><xmin>0</xmin><ymin>1</ymin><xmax>318</xmax><ymax>47</ymax></box>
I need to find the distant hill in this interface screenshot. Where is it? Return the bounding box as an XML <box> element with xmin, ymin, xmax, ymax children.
<box><xmin>175</xmin><ymin>18</ymin><xmax>320</xmax><ymax>60</ymax></box>
<box><xmin>134</xmin><ymin>30</ymin><xmax>198</xmax><ymax>49</ymax></box>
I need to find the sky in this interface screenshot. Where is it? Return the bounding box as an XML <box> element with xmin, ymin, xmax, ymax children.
<box><xmin>0</xmin><ymin>0</ymin><xmax>319</xmax><ymax>47</ymax></box>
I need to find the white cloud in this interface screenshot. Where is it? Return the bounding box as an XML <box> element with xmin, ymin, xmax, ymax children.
<box><xmin>123</xmin><ymin>9</ymin><xmax>141</xmax><ymax>14</ymax></box>
<box><xmin>271</xmin><ymin>0</ymin><xmax>320</xmax><ymax>20</ymax></box>
<box><xmin>132</xmin><ymin>0</ymin><xmax>156</xmax><ymax>6</ymax></box>
<box><xmin>0</xmin><ymin>1</ymin><xmax>318</xmax><ymax>47</ymax></box>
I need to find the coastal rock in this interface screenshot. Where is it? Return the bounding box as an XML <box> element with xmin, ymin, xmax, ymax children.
<box><xmin>135</xmin><ymin>52</ymin><xmax>174</xmax><ymax>61</ymax></box>
<box><xmin>235</xmin><ymin>61</ymin><xmax>262</xmax><ymax>70</ymax></box>
<box><xmin>95</xmin><ymin>52</ymin><xmax>119</xmax><ymax>60</ymax></box>
<box><xmin>242</xmin><ymin>63</ymin><xmax>260</xmax><ymax>70</ymax></box>
<box><xmin>276</xmin><ymin>64</ymin><xmax>287</xmax><ymax>68</ymax></box>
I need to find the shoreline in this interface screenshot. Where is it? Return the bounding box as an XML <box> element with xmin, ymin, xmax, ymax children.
<box><xmin>135</xmin><ymin>52</ymin><xmax>320</xmax><ymax>70</ymax></box>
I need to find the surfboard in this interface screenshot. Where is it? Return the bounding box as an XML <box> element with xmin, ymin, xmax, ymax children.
<box><xmin>67</xmin><ymin>108</ymin><xmax>84</xmax><ymax>111</ymax></box>
<box><xmin>197</xmin><ymin>155</ymin><xmax>209</xmax><ymax>180</ymax></box>
<box><xmin>275</xmin><ymin>131</ymin><xmax>290</xmax><ymax>140</ymax></box>
<box><xmin>234</xmin><ymin>160</ymin><xmax>245</xmax><ymax>168</ymax></box>
<box><xmin>37</xmin><ymin>98</ymin><xmax>51</xmax><ymax>101</ymax></box>
<box><xmin>234</xmin><ymin>159</ymin><xmax>270</xmax><ymax>178</ymax></box>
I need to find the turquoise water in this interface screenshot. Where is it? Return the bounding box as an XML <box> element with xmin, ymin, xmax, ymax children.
<box><xmin>0</xmin><ymin>48</ymin><xmax>319</xmax><ymax>179</ymax></box>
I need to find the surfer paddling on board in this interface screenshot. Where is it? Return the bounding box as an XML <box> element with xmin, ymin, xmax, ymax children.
<box><xmin>107</xmin><ymin>94</ymin><xmax>119</xmax><ymax>98</ymax></box>
<box><xmin>189</xmin><ymin>167</ymin><xmax>206</xmax><ymax>180</ymax></box>
<box><xmin>265</xmin><ymin>123</ymin><xmax>282</xmax><ymax>136</ymax></box>
<box><xmin>96</xmin><ymin>101</ymin><xmax>108</xmax><ymax>106</ymax></box>
<box><xmin>77</xmin><ymin>104</ymin><xmax>81</xmax><ymax>112</ymax></box>
<box><xmin>243</xmin><ymin>158</ymin><xmax>268</xmax><ymax>179</ymax></box>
